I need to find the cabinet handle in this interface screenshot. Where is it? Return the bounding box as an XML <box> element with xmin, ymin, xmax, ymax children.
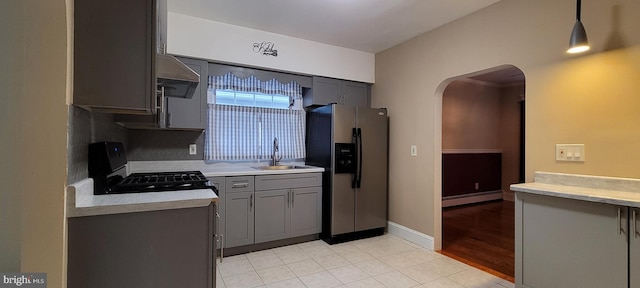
<box><xmin>215</xmin><ymin>212</ymin><xmax>223</xmax><ymax>263</ymax></box>
<box><xmin>221</xmin><ymin>234</ymin><xmax>224</xmax><ymax>262</ymax></box>
<box><xmin>292</xmin><ymin>191</ymin><xmax>294</xmax><ymax>206</ymax></box>
<box><xmin>287</xmin><ymin>191</ymin><xmax>290</xmax><ymax>208</ymax></box>
<box><xmin>634</xmin><ymin>209</ymin><xmax>639</xmax><ymax>239</ymax></box>
<box><xmin>250</xmin><ymin>194</ymin><xmax>253</xmax><ymax>210</ymax></box>
<box><xmin>232</xmin><ymin>182</ymin><xmax>249</xmax><ymax>188</ymax></box>
<box><xmin>618</xmin><ymin>208</ymin><xmax>624</xmax><ymax>235</ymax></box>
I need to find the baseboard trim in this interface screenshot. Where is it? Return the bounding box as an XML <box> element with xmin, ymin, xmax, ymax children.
<box><xmin>442</xmin><ymin>190</ymin><xmax>503</xmax><ymax>207</ymax></box>
<box><xmin>387</xmin><ymin>221</ymin><xmax>435</xmax><ymax>251</ymax></box>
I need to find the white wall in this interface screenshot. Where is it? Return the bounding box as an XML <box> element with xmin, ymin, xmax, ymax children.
<box><xmin>167</xmin><ymin>12</ymin><xmax>375</xmax><ymax>83</ymax></box>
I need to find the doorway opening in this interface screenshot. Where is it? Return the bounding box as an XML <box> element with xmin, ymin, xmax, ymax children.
<box><xmin>438</xmin><ymin>65</ymin><xmax>525</xmax><ymax>281</ymax></box>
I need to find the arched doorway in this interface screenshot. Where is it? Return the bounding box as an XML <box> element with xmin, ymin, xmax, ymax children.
<box><xmin>436</xmin><ymin>65</ymin><xmax>525</xmax><ymax>281</ymax></box>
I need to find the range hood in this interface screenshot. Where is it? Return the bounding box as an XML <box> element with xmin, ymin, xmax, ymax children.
<box><xmin>156</xmin><ymin>54</ymin><xmax>200</xmax><ymax>99</ymax></box>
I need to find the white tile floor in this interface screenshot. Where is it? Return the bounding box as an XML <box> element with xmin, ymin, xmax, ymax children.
<box><xmin>216</xmin><ymin>234</ymin><xmax>514</xmax><ymax>288</ymax></box>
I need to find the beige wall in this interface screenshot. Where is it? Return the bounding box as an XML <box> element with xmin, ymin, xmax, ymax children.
<box><xmin>373</xmin><ymin>0</ymin><xmax>640</xmax><ymax>247</ymax></box>
<box><xmin>499</xmin><ymin>84</ymin><xmax>525</xmax><ymax>200</ymax></box>
<box><xmin>0</xmin><ymin>0</ymin><xmax>24</xmax><ymax>271</ymax></box>
<box><xmin>442</xmin><ymin>80</ymin><xmax>523</xmax><ymax>201</ymax></box>
<box><xmin>442</xmin><ymin>80</ymin><xmax>502</xmax><ymax>150</ymax></box>
<box><xmin>1</xmin><ymin>0</ymin><xmax>69</xmax><ymax>286</ymax></box>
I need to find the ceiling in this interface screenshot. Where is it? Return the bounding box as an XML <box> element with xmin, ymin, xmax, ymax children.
<box><xmin>168</xmin><ymin>0</ymin><xmax>501</xmax><ymax>54</ymax></box>
<box><xmin>468</xmin><ymin>66</ymin><xmax>526</xmax><ymax>86</ymax></box>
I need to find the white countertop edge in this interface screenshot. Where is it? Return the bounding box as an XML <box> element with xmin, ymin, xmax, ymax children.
<box><xmin>127</xmin><ymin>160</ymin><xmax>324</xmax><ymax>176</ymax></box>
<box><xmin>201</xmin><ymin>167</ymin><xmax>324</xmax><ymax>177</ymax></box>
<box><xmin>511</xmin><ymin>182</ymin><xmax>640</xmax><ymax>208</ymax></box>
<box><xmin>67</xmin><ymin>178</ymin><xmax>218</xmax><ymax>218</ymax></box>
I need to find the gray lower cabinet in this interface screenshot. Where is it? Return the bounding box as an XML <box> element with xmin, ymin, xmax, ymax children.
<box><xmin>304</xmin><ymin>77</ymin><xmax>369</xmax><ymax>108</ymax></box>
<box><xmin>632</xmin><ymin>207</ymin><xmax>640</xmax><ymax>288</ymax></box>
<box><xmin>254</xmin><ymin>173</ymin><xmax>322</xmax><ymax>243</ymax></box>
<box><xmin>290</xmin><ymin>187</ymin><xmax>323</xmax><ymax>237</ymax></box>
<box><xmin>224</xmin><ymin>176</ymin><xmax>255</xmax><ymax>248</ymax></box>
<box><xmin>68</xmin><ymin>205</ymin><xmax>214</xmax><ymax>288</ymax></box>
<box><xmin>516</xmin><ymin>193</ymin><xmax>637</xmax><ymax>288</ymax></box>
<box><xmin>255</xmin><ymin>189</ymin><xmax>291</xmax><ymax>243</ymax></box>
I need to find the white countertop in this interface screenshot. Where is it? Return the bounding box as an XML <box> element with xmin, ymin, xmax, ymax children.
<box><xmin>66</xmin><ymin>161</ymin><xmax>323</xmax><ymax>217</ymax></box>
<box><xmin>127</xmin><ymin>160</ymin><xmax>324</xmax><ymax>177</ymax></box>
<box><xmin>67</xmin><ymin>178</ymin><xmax>218</xmax><ymax>217</ymax></box>
<box><xmin>511</xmin><ymin>172</ymin><xmax>640</xmax><ymax>208</ymax></box>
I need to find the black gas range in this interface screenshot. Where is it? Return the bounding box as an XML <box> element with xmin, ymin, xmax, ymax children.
<box><xmin>88</xmin><ymin>142</ymin><xmax>216</xmax><ymax>195</ymax></box>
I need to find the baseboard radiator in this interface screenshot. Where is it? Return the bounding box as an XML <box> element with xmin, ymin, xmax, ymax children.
<box><xmin>442</xmin><ymin>190</ymin><xmax>503</xmax><ymax>207</ymax></box>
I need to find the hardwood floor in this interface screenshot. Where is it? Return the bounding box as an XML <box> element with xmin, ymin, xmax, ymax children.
<box><xmin>441</xmin><ymin>200</ymin><xmax>515</xmax><ymax>282</ymax></box>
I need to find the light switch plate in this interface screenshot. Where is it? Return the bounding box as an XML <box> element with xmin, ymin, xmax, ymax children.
<box><xmin>556</xmin><ymin>144</ymin><xmax>585</xmax><ymax>162</ymax></box>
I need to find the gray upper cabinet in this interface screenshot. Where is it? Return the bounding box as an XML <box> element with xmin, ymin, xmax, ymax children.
<box><xmin>166</xmin><ymin>57</ymin><xmax>208</xmax><ymax>129</ymax></box>
<box><xmin>74</xmin><ymin>0</ymin><xmax>162</xmax><ymax>114</ymax></box>
<box><xmin>114</xmin><ymin>56</ymin><xmax>207</xmax><ymax>130</ymax></box>
<box><xmin>305</xmin><ymin>77</ymin><xmax>341</xmax><ymax>107</ymax></box>
<box><xmin>304</xmin><ymin>77</ymin><xmax>370</xmax><ymax>108</ymax></box>
<box><xmin>342</xmin><ymin>81</ymin><xmax>369</xmax><ymax>108</ymax></box>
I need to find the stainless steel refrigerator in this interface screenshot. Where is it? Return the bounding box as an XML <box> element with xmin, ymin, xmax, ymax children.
<box><xmin>306</xmin><ymin>104</ymin><xmax>388</xmax><ymax>242</ymax></box>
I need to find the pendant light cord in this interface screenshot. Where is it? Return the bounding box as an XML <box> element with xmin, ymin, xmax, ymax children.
<box><xmin>576</xmin><ymin>0</ymin><xmax>582</xmax><ymax>21</ymax></box>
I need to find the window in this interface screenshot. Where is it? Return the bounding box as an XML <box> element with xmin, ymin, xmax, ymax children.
<box><xmin>204</xmin><ymin>73</ymin><xmax>305</xmax><ymax>161</ymax></box>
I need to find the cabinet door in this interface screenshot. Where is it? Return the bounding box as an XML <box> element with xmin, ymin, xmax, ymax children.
<box><xmin>68</xmin><ymin>206</ymin><xmax>212</xmax><ymax>288</ymax></box>
<box><xmin>166</xmin><ymin>57</ymin><xmax>208</xmax><ymax>129</ymax></box>
<box><xmin>209</xmin><ymin>177</ymin><xmax>225</xmax><ymax>251</ymax></box>
<box><xmin>291</xmin><ymin>187</ymin><xmax>322</xmax><ymax>237</ymax></box>
<box><xmin>255</xmin><ymin>189</ymin><xmax>291</xmax><ymax>243</ymax></box>
<box><xmin>306</xmin><ymin>77</ymin><xmax>341</xmax><ymax>107</ymax></box>
<box><xmin>517</xmin><ymin>193</ymin><xmax>627</xmax><ymax>288</ymax></box>
<box><xmin>632</xmin><ymin>207</ymin><xmax>640</xmax><ymax>288</ymax></box>
<box><xmin>73</xmin><ymin>0</ymin><xmax>154</xmax><ymax>114</ymax></box>
<box><xmin>224</xmin><ymin>191</ymin><xmax>254</xmax><ymax>248</ymax></box>
<box><xmin>342</xmin><ymin>81</ymin><xmax>369</xmax><ymax>108</ymax></box>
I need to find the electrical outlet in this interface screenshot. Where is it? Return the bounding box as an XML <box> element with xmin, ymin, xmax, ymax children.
<box><xmin>410</xmin><ymin>145</ymin><xmax>417</xmax><ymax>156</ymax></box>
<box><xmin>189</xmin><ymin>144</ymin><xmax>197</xmax><ymax>155</ymax></box>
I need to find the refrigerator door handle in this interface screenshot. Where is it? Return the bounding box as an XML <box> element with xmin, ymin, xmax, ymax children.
<box><xmin>357</xmin><ymin>128</ymin><xmax>363</xmax><ymax>189</ymax></box>
<box><xmin>352</xmin><ymin>128</ymin><xmax>358</xmax><ymax>189</ymax></box>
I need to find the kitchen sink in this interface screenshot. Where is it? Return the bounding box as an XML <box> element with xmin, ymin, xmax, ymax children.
<box><xmin>253</xmin><ymin>165</ymin><xmax>312</xmax><ymax>170</ymax></box>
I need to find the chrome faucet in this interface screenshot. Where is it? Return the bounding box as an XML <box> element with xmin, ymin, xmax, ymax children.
<box><xmin>271</xmin><ymin>137</ymin><xmax>283</xmax><ymax>166</ymax></box>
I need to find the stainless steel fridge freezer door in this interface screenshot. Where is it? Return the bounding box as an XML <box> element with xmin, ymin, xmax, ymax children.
<box><xmin>331</xmin><ymin>105</ymin><xmax>357</xmax><ymax>236</ymax></box>
<box><xmin>354</xmin><ymin>107</ymin><xmax>388</xmax><ymax>232</ymax></box>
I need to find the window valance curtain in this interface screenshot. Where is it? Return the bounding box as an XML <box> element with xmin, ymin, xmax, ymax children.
<box><xmin>204</xmin><ymin>72</ymin><xmax>306</xmax><ymax>161</ymax></box>
<box><xmin>208</xmin><ymin>63</ymin><xmax>312</xmax><ymax>88</ymax></box>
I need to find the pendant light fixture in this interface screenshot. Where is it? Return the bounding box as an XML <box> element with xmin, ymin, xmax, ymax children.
<box><xmin>567</xmin><ymin>0</ymin><xmax>590</xmax><ymax>53</ymax></box>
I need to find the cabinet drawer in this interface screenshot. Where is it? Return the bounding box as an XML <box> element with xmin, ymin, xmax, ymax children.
<box><xmin>225</xmin><ymin>176</ymin><xmax>254</xmax><ymax>193</ymax></box>
<box><xmin>255</xmin><ymin>173</ymin><xmax>322</xmax><ymax>191</ymax></box>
